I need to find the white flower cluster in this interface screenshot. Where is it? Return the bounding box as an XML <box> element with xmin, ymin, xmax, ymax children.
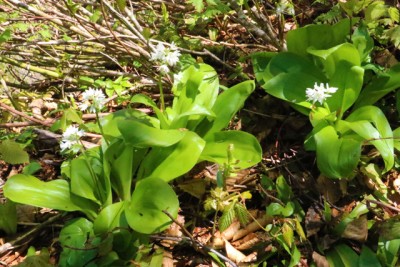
<box><xmin>60</xmin><ymin>125</ymin><xmax>85</xmax><ymax>154</ymax></box>
<box><xmin>306</xmin><ymin>82</ymin><xmax>338</xmax><ymax>105</ymax></box>
<box><xmin>150</xmin><ymin>42</ymin><xmax>181</xmax><ymax>73</ymax></box>
<box><xmin>79</xmin><ymin>88</ymin><xmax>106</xmax><ymax>113</ymax></box>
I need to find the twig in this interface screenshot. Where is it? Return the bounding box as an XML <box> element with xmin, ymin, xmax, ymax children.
<box><xmin>367</xmin><ymin>199</ymin><xmax>400</xmax><ymax>213</ymax></box>
<box><xmin>162</xmin><ymin>210</ymin><xmax>238</xmax><ymax>267</ymax></box>
<box><xmin>0</xmin><ymin>213</ymin><xmax>64</xmax><ymax>255</ymax></box>
<box><xmin>0</xmin><ymin>102</ymin><xmax>52</xmax><ymax>126</ymax></box>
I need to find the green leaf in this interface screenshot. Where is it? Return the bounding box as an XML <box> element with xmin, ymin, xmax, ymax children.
<box><xmin>359</xmin><ymin>245</ymin><xmax>382</xmax><ymax>267</ymax></box>
<box><xmin>198</xmin><ymin>80</ymin><xmax>255</xmax><ymax>138</ymax></box>
<box><xmin>327</xmin><ymin>244</ymin><xmax>359</xmax><ymax>267</ymax></box>
<box><xmin>188</xmin><ymin>0</ymin><xmax>204</xmax><ymax>12</ymax></box>
<box><xmin>66</xmin><ymin>148</ymin><xmax>110</xmax><ymax>205</ymax></box>
<box><xmin>253</xmin><ymin>52</ymin><xmax>326</xmax><ymax>115</ymax></box>
<box><xmin>3</xmin><ymin>175</ymin><xmax>98</xmax><ymax>220</ymax></box>
<box><xmin>219</xmin><ymin>202</ymin><xmax>235</xmax><ymax>231</ymax></box>
<box><xmin>103</xmin><ymin>139</ymin><xmax>140</xmax><ymax>201</ymax></box>
<box><xmin>19</xmin><ymin>248</ymin><xmax>53</xmax><ymax>267</ymax></box>
<box><xmin>354</xmin><ymin>64</ymin><xmax>400</xmax><ymax>108</ymax></box>
<box><xmin>0</xmin><ymin>28</ymin><xmax>11</xmax><ymax>43</ymax></box>
<box><xmin>130</xmin><ymin>94</ymin><xmax>168</xmax><ymax>128</ymax></box>
<box><xmin>352</xmin><ymin>22</ymin><xmax>374</xmax><ymax>62</ymax></box>
<box><xmin>200</xmin><ymin>131</ymin><xmax>262</xmax><ymax>169</ymax></box>
<box><xmin>345</xmin><ymin>106</ymin><xmax>394</xmax><ymax>172</ymax></box>
<box><xmin>327</xmin><ymin>62</ymin><xmax>364</xmax><ymax>115</ymax></box>
<box><xmin>286</xmin><ymin>18</ymin><xmax>352</xmax><ymax>57</ymax></box>
<box><xmin>0</xmin><ymin>139</ymin><xmax>29</xmax><ymax>164</ymax></box>
<box><xmin>93</xmin><ymin>202</ymin><xmax>126</xmax><ymax>235</ymax></box>
<box><xmin>377</xmin><ymin>238</ymin><xmax>400</xmax><ymax>266</ymax></box>
<box><xmin>168</xmin><ymin>64</ymin><xmax>219</xmax><ymax>130</ymax></box>
<box><xmin>59</xmin><ymin>218</ymin><xmax>98</xmax><ymax>267</ymax></box>
<box><xmin>22</xmin><ymin>161</ymin><xmax>42</xmax><ymax>175</ymax></box>
<box><xmin>118</xmin><ymin>120</ymin><xmax>186</xmax><ymax>148</ymax></box>
<box><xmin>125</xmin><ymin>178</ymin><xmax>179</xmax><ymax>234</ymax></box>
<box><xmin>138</xmin><ymin>131</ymin><xmax>205</xmax><ymax>181</ymax></box>
<box><xmin>266</xmin><ymin>202</ymin><xmax>295</xmax><ymax>217</ymax></box>
<box><xmin>379</xmin><ymin>218</ymin><xmax>400</xmax><ymax>241</ymax></box>
<box><xmin>307</xmin><ymin>43</ymin><xmax>361</xmax><ymax>78</ymax></box>
<box><xmin>276</xmin><ymin>175</ymin><xmax>293</xmax><ymax>203</ymax></box>
<box><xmin>0</xmin><ymin>200</ymin><xmax>17</xmax><ymax>235</ymax></box>
<box><xmin>101</xmin><ymin>109</ymin><xmax>159</xmax><ymax>140</ymax></box>
<box><xmin>314</xmin><ymin>126</ymin><xmax>362</xmax><ymax>179</ymax></box>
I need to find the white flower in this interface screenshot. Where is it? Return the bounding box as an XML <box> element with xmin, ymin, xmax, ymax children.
<box><xmin>150</xmin><ymin>42</ymin><xmax>181</xmax><ymax>73</ymax></box>
<box><xmin>165</xmin><ymin>50</ymin><xmax>181</xmax><ymax>66</ymax></box>
<box><xmin>60</xmin><ymin>125</ymin><xmax>85</xmax><ymax>153</ymax></box>
<box><xmin>150</xmin><ymin>43</ymin><xmax>166</xmax><ymax>61</ymax></box>
<box><xmin>158</xmin><ymin>64</ymin><xmax>170</xmax><ymax>74</ymax></box>
<box><xmin>79</xmin><ymin>88</ymin><xmax>106</xmax><ymax>113</ymax></box>
<box><xmin>173</xmin><ymin>72</ymin><xmax>183</xmax><ymax>85</ymax></box>
<box><xmin>306</xmin><ymin>82</ymin><xmax>338</xmax><ymax>105</ymax></box>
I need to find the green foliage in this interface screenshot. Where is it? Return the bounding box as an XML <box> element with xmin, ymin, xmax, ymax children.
<box><xmin>252</xmin><ymin>18</ymin><xmax>398</xmax><ymax>179</ymax></box>
<box><xmin>0</xmin><ymin>200</ymin><xmax>17</xmax><ymax>235</ymax></box>
<box><xmin>0</xmin><ymin>139</ymin><xmax>29</xmax><ymax>164</ymax></box>
<box><xmin>18</xmin><ymin>247</ymin><xmax>53</xmax><ymax>267</ymax></box>
<box><xmin>3</xmin><ymin>63</ymin><xmax>260</xmax><ymax>264</ymax></box>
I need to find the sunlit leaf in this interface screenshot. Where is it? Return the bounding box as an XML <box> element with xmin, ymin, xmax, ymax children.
<box><xmin>125</xmin><ymin>178</ymin><xmax>179</xmax><ymax>234</ymax></box>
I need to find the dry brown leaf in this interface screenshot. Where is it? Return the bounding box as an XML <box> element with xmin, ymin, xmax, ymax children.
<box><xmin>312</xmin><ymin>251</ymin><xmax>329</xmax><ymax>267</ymax></box>
<box><xmin>232</xmin><ymin>214</ymin><xmax>272</xmax><ymax>241</ymax></box>
<box><xmin>224</xmin><ymin>238</ymin><xmax>246</xmax><ymax>264</ymax></box>
<box><xmin>341</xmin><ymin>215</ymin><xmax>368</xmax><ymax>242</ymax></box>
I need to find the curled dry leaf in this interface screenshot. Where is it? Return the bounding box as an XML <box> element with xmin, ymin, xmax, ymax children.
<box><xmin>233</xmin><ymin>213</ymin><xmax>272</xmax><ymax>241</ymax></box>
<box><xmin>224</xmin><ymin>238</ymin><xmax>246</xmax><ymax>264</ymax></box>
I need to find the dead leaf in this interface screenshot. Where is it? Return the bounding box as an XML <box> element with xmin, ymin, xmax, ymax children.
<box><xmin>305</xmin><ymin>205</ymin><xmax>323</xmax><ymax>237</ymax></box>
<box><xmin>312</xmin><ymin>252</ymin><xmax>329</xmax><ymax>267</ymax></box>
<box><xmin>341</xmin><ymin>215</ymin><xmax>368</xmax><ymax>242</ymax></box>
<box><xmin>224</xmin><ymin>238</ymin><xmax>246</xmax><ymax>263</ymax></box>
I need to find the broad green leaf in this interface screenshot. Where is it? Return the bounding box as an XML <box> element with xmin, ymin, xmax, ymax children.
<box><xmin>354</xmin><ymin>64</ymin><xmax>400</xmax><ymax>108</ymax></box>
<box><xmin>138</xmin><ymin>131</ymin><xmax>205</xmax><ymax>181</ymax></box>
<box><xmin>266</xmin><ymin>202</ymin><xmax>295</xmax><ymax>217</ymax></box>
<box><xmin>130</xmin><ymin>94</ymin><xmax>168</xmax><ymax>128</ymax></box>
<box><xmin>286</xmin><ymin>18</ymin><xmax>352</xmax><ymax>57</ymax></box>
<box><xmin>276</xmin><ymin>175</ymin><xmax>293</xmax><ymax>203</ymax></box>
<box><xmin>168</xmin><ymin>64</ymin><xmax>219</xmax><ymax>129</ymax></box>
<box><xmin>314</xmin><ymin>126</ymin><xmax>362</xmax><ymax>179</ymax></box>
<box><xmin>67</xmin><ymin>148</ymin><xmax>109</xmax><ymax>205</ymax></box>
<box><xmin>345</xmin><ymin>106</ymin><xmax>394</xmax><ymax>172</ymax></box>
<box><xmin>327</xmin><ymin>244</ymin><xmax>359</xmax><ymax>267</ymax></box>
<box><xmin>198</xmin><ymin>80</ymin><xmax>256</xmax><ymax>138</ymax></box>
<box><xmin>118</xmin><ymin>120</ymin><xmax>186</xmax><ymax>148</ymax></box>
<box><xmin>352</xmin><ymin>23</ymin><xmax>374</xmax><ymax>62</ymax></box>
<box><xmin>327</xmin><ymin>62</ymin><xmax>364</xmax><ymax>115</ymax></box>
<box><xmin>101</xmin><ymin>109</ymin><xmax>159</xmax><ymax>140</ymax></box>
<box><xmin>0</xmin><ymin>139</ymin><xmax>29</xmax><ymax>164</ymax></box>
<box><xmin>253</xmin><ymin>52</ymin><xmax>326</xmax><ymax>115</ymax></box>
<box><xmin>93</xmin><ymin>202</ymin><xmax>126</xmax><ymax>235</ymax></box>
<box><xmin>307</xmin><ymin>43</ymin><xmax>361</xmax><ymax>78</ymax></box>
<box><xmin>3</xmin><ymin>175</ymin><xmax>98</xmax><ymax>219</ymax></box>
<box><xmin>0</xmin><ymin>200</ymin><xmax>17</xmax><ymax>235</ymax></box>
<box><xmin>377</xmin><ymin>238</ymin><xmax>400</xmax><ymax>266</ymax></box>
<box><xmin>59</xmin><ymin>218</ymin><xmax>99</xmax><ymax>267</ymax></box>
<box><xmin>359</xmin><ymin>246</ymin><xmax>382</xmax><ymax>267</ymax></box>
<box><xmin>251</xmin><ymin>51</ymin><xmax>277</xmax><ymax>86</ymax></box>
<box><xmin>103</xmin><ymin>139</ymin><xmax>141</xmax><ymax>201</ymax></box>
<box><xmin>200</xmin><ymin>131</ymin><xmax>262</xmax><ymax>169</ymax></box>
<box><xmin>125</xmin><ymin>178</ymin><xmax>179</xmax><ymax>234</ymax></box>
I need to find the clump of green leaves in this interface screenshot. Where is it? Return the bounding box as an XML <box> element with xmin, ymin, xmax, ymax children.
<box><xmin>4</xmin><ymin>63</ymin><xmax>261</xmax><ymax>265</ymax></box>
<box><xmin>252</xmin><ymin>18</ymin><xmax>399</xmax><ymax>179</ymax></box>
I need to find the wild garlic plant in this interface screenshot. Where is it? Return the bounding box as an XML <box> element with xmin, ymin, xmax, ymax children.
<box><xmin>252</xmin><ymin>18</ymin><xmax>397</xmax><ymax>179</ymax></box>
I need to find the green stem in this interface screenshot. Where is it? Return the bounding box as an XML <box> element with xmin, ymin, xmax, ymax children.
<box><xmin>80</xmin><ymin>144</ymin><xmax>104</xmax><ymax>204</ymax></box>
<box><xmin>158</xmin><ymin>77</ymin><xmax>165</xmax><ymax>112</ymax></box>
<box><xmin>96</xmin><ymin>110</ymin><xmax>109</xmax><ymax>146</ymax></box>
